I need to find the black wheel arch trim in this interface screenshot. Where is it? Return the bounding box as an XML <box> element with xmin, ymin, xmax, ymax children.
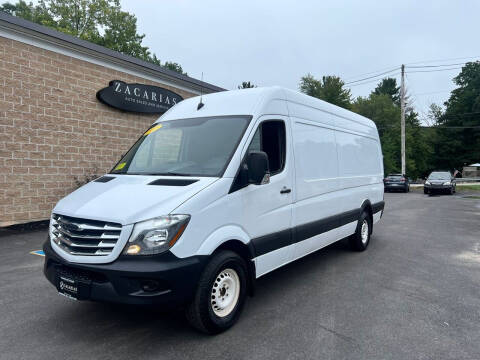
<box><xmin>372</xmin><ymin>201</ymin><xmax>385</xmax><ymax>214</ymax></box>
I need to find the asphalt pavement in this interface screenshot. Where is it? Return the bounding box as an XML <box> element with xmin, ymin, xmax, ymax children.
<box><xmin>1</xmin><ymin>192</ymin><xmax>479</xmax><ymax>360</ymax></box>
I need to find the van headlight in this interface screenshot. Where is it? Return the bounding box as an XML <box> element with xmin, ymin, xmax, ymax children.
<box><xmin>443</xmin><ymin>181</ymin><xmax>451</xmax><ymax>185</ymax></box>
<box><xmin>124</xmin><ymin>215</ymin><xmax>190</xmax><ymax>255</ymax></box>
<box><xmin>425</xmin><ymin>181</ymin><xmax>431</xmax><ymax>185</ymax></box>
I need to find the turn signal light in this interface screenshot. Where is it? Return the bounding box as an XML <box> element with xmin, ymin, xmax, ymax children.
<box><xmin>126</xmin><ymin>245</ymin><xmax>141</xmax><ymax>255</ymax></box>
<box><xmin>169</xmin><ymin>223</ymin><xmax>187</xmax><ymax>247</ymax></box>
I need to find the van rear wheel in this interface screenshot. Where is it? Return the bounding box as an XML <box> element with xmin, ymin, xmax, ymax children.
<box><xmin>349</xmin><ymin>211</ymin><xmax>371</xmax><ymax>251</ymax></box>
<box><xmin>185</xmin><ymin>250</ymin><xmax>248</xmax><ymax>334</ymax></box>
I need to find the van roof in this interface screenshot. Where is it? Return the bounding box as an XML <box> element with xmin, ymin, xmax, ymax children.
<box><xmin>157</xmin><ymin>86</ymin><xmax>376</xmax><ymax>130</ymax></box>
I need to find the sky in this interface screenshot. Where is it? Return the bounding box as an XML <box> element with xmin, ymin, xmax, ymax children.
<box><xmin>120</xmin><ymin>0</ymin><xmax>480</xmax><ymax>122</ymax></box>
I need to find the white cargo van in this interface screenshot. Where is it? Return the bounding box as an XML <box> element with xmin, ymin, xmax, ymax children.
<box><xmin>43</xmin><ymin>87</ymin><xmax>384</xmax><ymax>333</ymax></box>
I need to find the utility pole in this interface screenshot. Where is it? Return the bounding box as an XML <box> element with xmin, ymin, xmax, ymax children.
<box><xmin>400</xmin><ymin>64</ymin><xmax>406</xmax><ymax>175</ymax></box>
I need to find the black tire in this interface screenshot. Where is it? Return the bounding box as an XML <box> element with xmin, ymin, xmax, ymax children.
<box><xmin>424</xmin><ymin>188</ymin><xmax>428</xmax><ymax>194</ymax></box>
<box><xmin>185</xmin><ymin>250</ymin><xmax>248</xmax><ymax>334</ymax></box>
<box><xmin>349</xmin><ymin>211</ymin><xmax>372</xmax><ymax>251</ymax></box>
<box><xmin>449</xmin><ymin>186</ymin><xmax>454</xmax><ymax>195</ymax></box>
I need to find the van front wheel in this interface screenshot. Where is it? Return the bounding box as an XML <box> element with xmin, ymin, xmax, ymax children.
<box><xmin>185</xmin><ymin>250</ymin><xmax>248</xmax><ymax>334</ymax></box>
<box><xmin>349</xmin><ymin>211</ymin><xmax>371</xmax><ymax>251</ymax></box>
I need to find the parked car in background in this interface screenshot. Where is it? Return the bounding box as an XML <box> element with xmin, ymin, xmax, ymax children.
<box><xmin>384</xmin><ymin>174</ymin><xmax>410</xmax><ymax>193</ymax></box>
<box><xmin>424</xmin><ymin>171</ymin><xmax>456</xmax><ymax>194</ymax></box>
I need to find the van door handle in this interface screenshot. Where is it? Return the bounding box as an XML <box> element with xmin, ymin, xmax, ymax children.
<box><xmin>280</xmin><ymin>187</ymin><xmax>291</xmax><ymax>194</ymax></box>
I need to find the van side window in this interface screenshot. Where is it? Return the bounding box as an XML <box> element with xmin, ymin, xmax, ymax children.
<box><xmin>247</xmin><ymin>121</ymin><xmax>286</xmax><ymax>175</ymax></box>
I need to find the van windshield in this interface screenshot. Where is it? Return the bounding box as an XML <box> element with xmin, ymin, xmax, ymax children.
<box><xmin>111</xmin><ymin>116</ymin><xmax>250</xmax><ymax>177</ymax></box>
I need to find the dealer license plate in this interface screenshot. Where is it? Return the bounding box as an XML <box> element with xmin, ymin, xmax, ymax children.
<box><xmin>57</xmin><ymin>275</ymin><xmax>79</xmax><ymax>300</ymax></box>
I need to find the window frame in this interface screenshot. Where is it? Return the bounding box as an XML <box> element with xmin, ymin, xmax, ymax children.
<box><xmin>247</xmin><ymin>119</ymin><xmax>287</xmax><ymax>177</ymax></box>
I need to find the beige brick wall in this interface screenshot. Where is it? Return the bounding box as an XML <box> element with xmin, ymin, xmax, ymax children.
<box><xmin>0</xmin><ymin>36</ymin><xmax>196</xmax><ymax>227</ymax></box>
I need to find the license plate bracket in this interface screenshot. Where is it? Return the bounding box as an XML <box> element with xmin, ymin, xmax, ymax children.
<box><xmin>55</xmin><ymin>267</ymin><xmax>92</xmax><ymax>300</ymax></box>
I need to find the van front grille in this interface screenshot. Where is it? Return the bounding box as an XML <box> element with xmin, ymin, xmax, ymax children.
<box><xmin>51</xmin><ymin>214</ymin><xmax>122</xmax><ymax>256</ymax></box>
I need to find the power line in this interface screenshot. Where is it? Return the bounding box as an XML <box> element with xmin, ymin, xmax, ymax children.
<box><xmin>405</xmin><ymin>55</ymin><xmax>480</xmax><ymax>66</ymax></box>
<box><xmin>343</xmin><ymin>57</ymin><xmax>477</xmax><ymax>84</ymax></box>
<box><xmin>407</xmin><ymin>67</ymin><xmax>463</xmax><ymax>74</ymax></box>
<box><xmin>344</xmin><ymin>61</ymin><xmax>468</xmax><ymax>88</ymax></box>
<box><xmin>347</xmin><ymin>73</ymin><xmax>401</xmax><ymax>87</ymax></box>
<box><xmin>444</xmin><ymin>111</ymin><xmax>480</xmax><ymax>117</ymax></box>
<box><xmin>412</xmin><ymin>90</ymin><xmax>452</xmax><ymax>96</ymax></box>
<box><xmin>420</xmin><ymin>125</ymin><xmax>480</xmax><ymax>129</ymax></box>
<box><xmin>406</xmin><ymin>62</ymin><xmax>471</xmax><ymax>69</ymax></box>
<box><xmin>416</xmin><ymin>112</ymin><xmax>480</xmax><ymax>126</ymax></box>
<box><xmin>404</xmin><ymin>73</ymin><xmax>435</xmax><ymax>127</ymax></box>
<box><xmin>343</xmin><ymin>64</ymin><xmax>401</xmax><ymax>81</ymax></box>
<box><xmin>417</xmin><ymin>111</ymin><xmax>480</xmax><ymax>121</ymax></box>
<box><xmin>343</xmin><ymin>56</ymin><xmax>478</xmax><ymax>81</ymax></box>
<box><xmin>344</xmin><ymin>67</ymin><xmax>400</xmax><ymax>85</ymax></box>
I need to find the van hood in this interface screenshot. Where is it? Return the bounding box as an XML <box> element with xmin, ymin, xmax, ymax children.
<box><xmin>53</xmin><ymin>175</ymin><xmax>218</xmax><ymax>225</ymax></box>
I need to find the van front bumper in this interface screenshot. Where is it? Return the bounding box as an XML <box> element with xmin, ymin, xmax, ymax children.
<box><xmin>43</xmin><ymin>239</ymin><xmax>208</xmax><ymax>306</ymax></box>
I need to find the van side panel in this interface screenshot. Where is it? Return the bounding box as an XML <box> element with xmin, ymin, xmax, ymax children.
<box><xmin>288</xmin><ymin>96</ymin><xmax>384</xmax><ymax>263</ymax></box>
<box><xmin>290</xmin><ymin>113</ymin><xmax>342</xmax><ymax>259</ymax></box>
<box><xmin>335</xmin><ymin>129</ymin><xmax>382</xmax><ymax>189</ymax></box>
<box><xmin>293</xmin><ymin>119</ymin><xmax>339</xmax><ymax>198</ymax></box>
<box><xmin>334</xmin><ymin>126</ymin><xmax>383</xmax><ymax>238</ymax></box>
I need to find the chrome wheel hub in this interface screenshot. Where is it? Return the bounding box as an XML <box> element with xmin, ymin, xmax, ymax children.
<box><xmin>211</xmin><ymin>268</ymin><xmax>240</xmax><ymax>317</ymax></box>
<box><xmin>361</xmin><ymin>219</ymin><xmax>369</xmax><ymax>244</ymax></box>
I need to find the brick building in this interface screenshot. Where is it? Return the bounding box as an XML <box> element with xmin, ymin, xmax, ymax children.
<box><xmin>0</xmin><ymin>12</ymin><xmax>223</xmax><ymax>227</ymax></box>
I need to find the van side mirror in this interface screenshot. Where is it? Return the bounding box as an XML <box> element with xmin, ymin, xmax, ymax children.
<box><xmin>247</xmin><ymin>151</ymin><xmax>270</xmax><ymax>185</ymax></box>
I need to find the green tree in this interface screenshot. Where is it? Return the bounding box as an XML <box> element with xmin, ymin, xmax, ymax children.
<box><xmin>0</xmin><ymin>0</ymin><xmax>186</xmax><ymax>74</ymax></box>
<box><xmin>351</xmin><ymin>91</ymin><xmax>433</xmax><ymax>179</ymax></box>
<box><xmin>99</xmin><ymin>4</ymin><xmax>150</xmax><ymax>60</ymax></box>
<box><xmin>0</xmin><ymin>0</ymin><xmax>55</xmax><ymax>25</ymax></box>
<box><xmin>429</xmin><ymin>62</ymin><xmax>480</xmax><ymax>171</ymax></box>
<box><xmin>299</xmin><ymin>74</ymin><xmax>351</xmax><ymax>109</ymax></box>
<box><xmin>405</xmin><ymin>110</ymin><xmax>435</xmax><ymax>178</ymax></box>
<box><xmin>147</xmin><ymin>53</ymin><xmax>161</xmax><ymax>66</ymax></box>
<box><xmin>163</xmin><ymin>61</ymin><xmax>186</xmax><ymax>75</ymax></box>
<box><xmin>37</xmin><ymin>0</ymin><xmax>113</xmax><ymax>40</ymax></box>
<box><xmin>428</xmin><ymin>103</ymin><xmax>443</xmax><ymax>125</ymax></box>
<box><xmin>373</xmin><ymin>78</ymin><xmax>400</xmax><ymax>105</ymax></box>
<box><xmin>238</xmin><ymin>81</ymin><xmax>256</xmax><ymax>89</ymax></box>
<box><xmin>352</xmin><ymin>94</ymin><xmax>400</xmax><ymax>175</ymax></box>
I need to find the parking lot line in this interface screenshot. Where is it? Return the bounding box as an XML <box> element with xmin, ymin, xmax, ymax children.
<box><xmin>30</xmin><ymin>250</ymin><xmax>45</xmax><ymax>257</ymax></box>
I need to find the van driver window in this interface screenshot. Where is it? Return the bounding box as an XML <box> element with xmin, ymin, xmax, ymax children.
<box><xmin>247</xmin><ymin>121</ymin><xmax>286</xmax><ymax>175</ymax></box>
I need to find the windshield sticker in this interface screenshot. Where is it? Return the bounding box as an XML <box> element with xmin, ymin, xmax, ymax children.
<box><xmin>115</xmin><ymin>162</ymin><xmax>126</xmax><ymax>170</ymax></box>
<box><xmin>144</xmin><ymin>124</ymin><xmax>162</xmax><ymax>136</ymax></box>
